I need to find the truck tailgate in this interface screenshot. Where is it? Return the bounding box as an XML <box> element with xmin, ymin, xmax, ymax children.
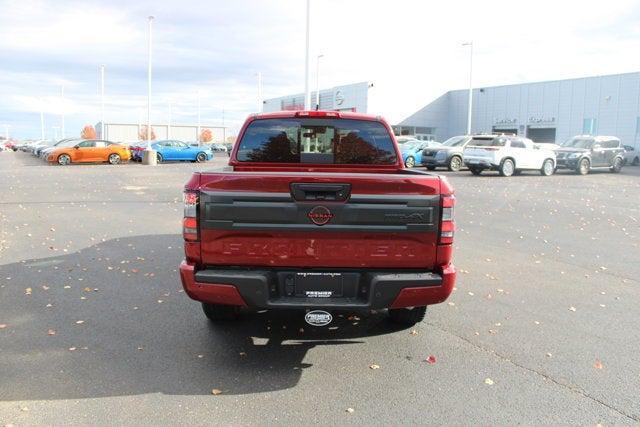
<box><xmin>196</xmin><ymin>171</ymin><xmax>443</xmax><ymax>269</ymax></box>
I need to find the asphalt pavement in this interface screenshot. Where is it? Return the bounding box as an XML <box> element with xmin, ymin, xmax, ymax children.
<box><xmin>1</xmin><ymin>152</ymin><xmax>639</xmax><ymax>425</ymax></box>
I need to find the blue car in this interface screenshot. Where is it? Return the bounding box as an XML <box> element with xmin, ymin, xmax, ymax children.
<box><xmin>134</xmin><ymin>140</ymin><xmax>214</xmax><ymax>163</ymax></box>
<box><xmin>401</xmin><ymin>140</ymin><xmax>441</xmax><ymax>168</ymax></box>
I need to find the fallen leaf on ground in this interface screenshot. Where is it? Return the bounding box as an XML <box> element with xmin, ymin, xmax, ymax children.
<box><xmin>25</xmin><ymin>288</ymin><xmax>32</xmax><ymax>295</ymax></box>
<box><xmin>569</xmin><ymin>306</ymin><xmax>576</xmax><ymax>312</ymax></box>
<box><xmin>594</xmin><ymin>359</ymin><xmax>604</xmax><ymax>369</ymax></box>
<box><xmin>425</xmin><ymin>355</ymin><xmax>437</xmax><ymax>364</ymax></box>
<box><xmin>0</xmin><ymin>324</ymin><xmax>7</xmax><ymax>329</ymax></box>
<box><xmin>484</xmin><ymin>378</ymin><xmax>494</xmax><ymax>385</ymax></box>
<box><xmin>369</xmin><ymin>364</ymin><xmax>380</xmax><ymax>370</ymax></box>
<box><xmin>346</xmin><ymin>408</ymin><xmax>355</xmax><ymax>413</ymax></box>
<box><xmin>409</xmin><ymin>329</ymin><xmax>418</xmax><ymax>335</ymax></box>
<box><xmin>47</xmin><ymin>329</ymin><xmax>56</xmax><ymax>336</ymax></box>
<box><xmin>211</xmin><ymin>389</ymin><xmax>223</xmax><ymax>395</ymax></box>
<box><xmin>75</xmin><ymin>320</ymin><xmax>84</xmax><ymax>324</ymax></box>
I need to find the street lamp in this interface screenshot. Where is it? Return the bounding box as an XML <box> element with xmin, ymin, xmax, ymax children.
<box><xmin>315</xmin><ymin>54</ymin><xmax>324</xmax><ymax>110</ymax></box>
<box><xmin>256</xmin><ymin>72</ymin><xmax>263</xmax><ymax>113</ymax></box>
<box><xmin>196</xmin><ymin>92</ymin><xmax>201</xmax><ymax>146</ymax></box>
<box><xmin>40</xmin><ymin>98</ymin><xmax>45</xmax><ymax>141</ymax></box>
<box><xmin>100</xmin><ymin>65</ymin><xmax>105</xmax><ymax>138</ymax></box>
<box><xmin>143</xmin><ymin>15</ymin><xmax>156</xmax><ymax>165</ymax></box>
<box><xmin>462</xmin><ymin>41</ymin><xmax>473</xmax><ymax>135</ymax></box>
<box><xmin>168</xmin><ymin>100</ymin><xmax>172</xmax><ymax>140</ymax></box>
<box><xmin>60</xmin><ymin>86</ymin><xmax>65</xmax><ymax>138</ymax></box>
<box><xmin>303</xmin><ymin>0</ymin><xmax>311</xmax><ymax>110</ymax></box>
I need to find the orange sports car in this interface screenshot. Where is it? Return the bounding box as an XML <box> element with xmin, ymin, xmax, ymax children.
<box><xmin>47</xmin><ymin>139</ymin><xmax>131</xmax><ymax>165</ymax></box>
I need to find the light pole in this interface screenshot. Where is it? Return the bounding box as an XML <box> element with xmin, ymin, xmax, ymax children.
<box><xmin>304</xmin><ymin>0</ymin><xmax>311</xmax><ymax>110</ymax></box>
<box><xmin>197</xmin><ymin>92</ymin><xmax>201</xmax><ymax>145</ymax></box>
<box><xmin>462</xmin><ymin>41</ymin><xmax>473</xmax><ymax>135</ymax></box>
<box><xmin>222</xmin><ymin>108</ymin><xmax>226</xmax><ymax>143</ymax></box>
<box><xmin>40</xmin><ymin>99</ymin><xmax>45</xmax><ymax>141</ymax></box>
<box><xmin>141</xmin><ymin>15</ymin><xmax>156</xmax><ymax>165</ymax></box>
<box><xmin>168</xmin><ymin>100</ymin><xmax>172</xmax><ymax>140</ymax></box>
<box><xmin>256</xmin><ymin>72</ymin><xmax>263</xmax><ymax>113</ymax></box>
<box><xmin>60</xmin><ymin>86</ymin><xmax>65</xmax><ymax>138</ymax></box>
<box><xmin>100</xmin><ymin>65</ymin><xmax>105</xmax><ymax>138</ymax></box>
<box><xmin>315</xmin><ymin>54</ymin><xmax>324</xmax><ymax>110</ymax></box>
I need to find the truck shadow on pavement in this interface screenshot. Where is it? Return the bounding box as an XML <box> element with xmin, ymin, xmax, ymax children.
<box><xmin>0</xmin><ymin>234</ymin><xmax>410</xmax><ymax>401</ymax></box>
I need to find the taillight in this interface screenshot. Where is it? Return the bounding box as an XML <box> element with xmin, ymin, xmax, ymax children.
<box><xmin>439</xmin><ymin>195</ymin><xmax>455</xmax><ymax>244</ymax></box>
<box><xmin>183</xmin><ymin>191</ymin><xmax>199</xmax><ymax>241</ymax></box>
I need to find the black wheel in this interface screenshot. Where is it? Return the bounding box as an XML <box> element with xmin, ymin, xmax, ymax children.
<box><xmin>448</xmin><ymin>156</ymin><xmax>462</xmax><ymax>172</ymax></box>
<box><xmin>156</xmin><ymin>153</ymin><xmax>163</xmax><ymax>163</ymax></box>
<box><xmin>404</xmin><ymin>156</ymin><xmax>415</xmax><ymax>168</ymax></box>
<box><xmin>196</xmin><ymin>152</ymin><xmax>207</xmax><ymax>163</ymax></box>
<box><xmin>632</xmin><ymin>157</ymin><xmax>639</xmax><ymax>166</ymax></box>
<box><xmin>388</xmin><ymin>306</ymin><xmax>427</xmax><ymax>325</ymax></box>
<box><xmin>499</xmin><ymin>158</ymin><xmax>515</xmax><ymax>177</ymax></box>
<box><xmin>610</xmin><ymin>157</ymin><xmax>623</xmax><ymax>173</ymax></box>
<box><xmin>576</xmin><ymin>158</ymin><xmax>590</xmax><ymax>175</ymax></box>
<box><xmin>469</xmin><ymin>167</ymin><xmax>482</xmax><ymax>175</ymax></box>
<box><xmin>540</xmin><ymin>158</ymin><xmax>554</xmax><ymax>176</ymax></box>
<box><xmin>202</xmin><ymin>303</ymin><xmax>240</xmax><ymax>321</ymax></box>
<box><xmin>108</xmin><ymin>153</ymin><xmax>121</xmax><ymax>165</ymax></box>
<box><xmin>57</xmin><ymin>154</ymin><xmax>71</xmax><ymax>166</ymax></box>
<box><xmin>426</xmin><ymin>165</ymin><xmax>436</xmax><ymax>171</ymax></box>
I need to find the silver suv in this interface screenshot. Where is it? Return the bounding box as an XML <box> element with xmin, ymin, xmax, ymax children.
<box><xmin>421</xmin><ymin>135</ymin><xmax>496</xmax><ymax>171</ymax></box>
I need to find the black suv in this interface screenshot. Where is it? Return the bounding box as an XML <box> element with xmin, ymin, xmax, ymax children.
<box><xmin>555</xmin><ymin>136</ymin><xmax>625</xmax><ymax>175</ymax></box>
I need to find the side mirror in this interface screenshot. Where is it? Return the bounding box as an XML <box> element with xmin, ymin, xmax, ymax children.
<box><xmin>74</xmin><ymin>145</ymin><xmax>80</xmax><ymax>149</ymax></box>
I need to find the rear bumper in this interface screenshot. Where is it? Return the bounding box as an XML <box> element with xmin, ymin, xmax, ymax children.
<box><xmin>179</xmin><ymin>261</ymin><xmax>456</xmax><ymax>310</ymax></box>
<box><xmin>463</xmin><ymin>158</ymin><xmax>496</xmax><ymax>169</ymax></box>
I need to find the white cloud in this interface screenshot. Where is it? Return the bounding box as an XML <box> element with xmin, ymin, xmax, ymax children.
<box><xmin>0</xmin><ymin>0</ymin><xmax>639</xmax><ymax>138</ymax></box>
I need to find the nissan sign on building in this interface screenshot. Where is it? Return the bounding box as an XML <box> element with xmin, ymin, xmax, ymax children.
<box><xmin>262</xmin><ymin>81</ymin><xmax>371</xmax><ymax>113</ymax></box>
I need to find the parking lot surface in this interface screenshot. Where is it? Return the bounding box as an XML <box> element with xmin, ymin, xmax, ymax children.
<box><xmin>1</xmin><ymin>152</ymin><xmax>639</xmax><ymax>425</ymax></box>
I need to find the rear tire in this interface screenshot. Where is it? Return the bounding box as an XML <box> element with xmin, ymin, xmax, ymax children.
<box><xmin>426</xmin><ymin>165</ymin><xmax>436</xmax><ymax>171</ymax></box>
<box><xmin>469</xmin><ymin>167</ymin><xmax>482</xmax><ymax>175</ymax></box>
<box><xmin>499</xmin><ymin>158</ymin><xmax>515</xmax><ymax>177</ymax></box>
<box><xmin>610</xmin><ymin>157</ymin><xmax>623</xmax><ymax>173</ymax></box>
<box><xmin>540</xmin><ymin>158</ymin><xmax>554</xmax><ymax>176</ymax></box>
<box><xmin>404</xmin><ymin>156</ymin><xmax>415</xmax><ymax>168</ymax></box>
<box><xmin>576</xmin><ymin>158</ymin><xmax>590</xmax><ymax>175</ymax></box>
<box><xmin>448</xmin><ymin>156</ymin><xmax>462</xmax><ymax>172</ymax></box>
<box><xmin>156</xmin><ymin>153</ymin><xmax>163</xmax><ymax>163</ymax></box>
<box><xmin>196</xmin><ymin>152</ymin><xmax>207</xmax><ymax>163</ymax></box>
<box><xmin>388</xmin><ymin>306</ymin><xmax>427</xmax><ymax>325</ymax></box>
<box><xmin>202</xmin><ymin>303</ymin><xmax>240</xmax><ymax>321</ymax></box>
<box><xmin>632</xmin><ymin>156</ymin><xmax>639</xmax><ymax>166</ymax></box>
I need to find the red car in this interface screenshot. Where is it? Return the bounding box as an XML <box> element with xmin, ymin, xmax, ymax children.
<box><xmin>179</xmin><ymin>110</ymin><xmax>456</xmax><ymax>327</ymax></box>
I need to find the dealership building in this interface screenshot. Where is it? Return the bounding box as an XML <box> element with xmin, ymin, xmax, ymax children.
<box><xmin>263</xmin><ymin>81</ymin><xmax>371</xmax><ymax>113</ymax></box>
<box><xmin>96</xmin><ymin>122</ymin><xmax>227</xmax><ymax>144</ymax></box>
<box><xmin>396</xmin><ymin>72</ymin><xmax>640</xmax><ymax>147</ymax></box>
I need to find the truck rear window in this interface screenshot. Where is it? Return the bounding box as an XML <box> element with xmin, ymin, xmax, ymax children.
<box><xmin>236</xmin><ymin>118</ymin><xmax>397</xmax><ymax>164</ymax></box>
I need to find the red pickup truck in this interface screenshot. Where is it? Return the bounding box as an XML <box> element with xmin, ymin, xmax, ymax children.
<box><xmin>180</xmin><ymin>110</ymin><xmax>456</xmax><ymax>327</ymax></box>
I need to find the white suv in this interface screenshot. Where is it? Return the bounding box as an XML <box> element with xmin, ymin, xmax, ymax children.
<box><xmin>463</xmin><ymin>135</ymin><xmax>556</xmax><ymax>177</ymax></box>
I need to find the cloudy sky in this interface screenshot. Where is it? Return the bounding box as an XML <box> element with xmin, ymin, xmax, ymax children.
<box><xmin>0</xmin><ymin>0</ymin><xmax>639</xmax><ymax>139</ymax></box>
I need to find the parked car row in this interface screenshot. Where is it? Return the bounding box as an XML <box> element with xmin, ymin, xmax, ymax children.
<box><xmin>130</xmin><ymin>140</ymin><xmax>215</xmax><ymax>163</ymax></box>
<box><xmin>11</xmin><ymin>138</ymin><xmax>222</xmax><ymax>165</ymax></box>
<box><xmin>402</xmin><ymin>133</ymin><xmax>632</xmax><ymax>176</ymax></box>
